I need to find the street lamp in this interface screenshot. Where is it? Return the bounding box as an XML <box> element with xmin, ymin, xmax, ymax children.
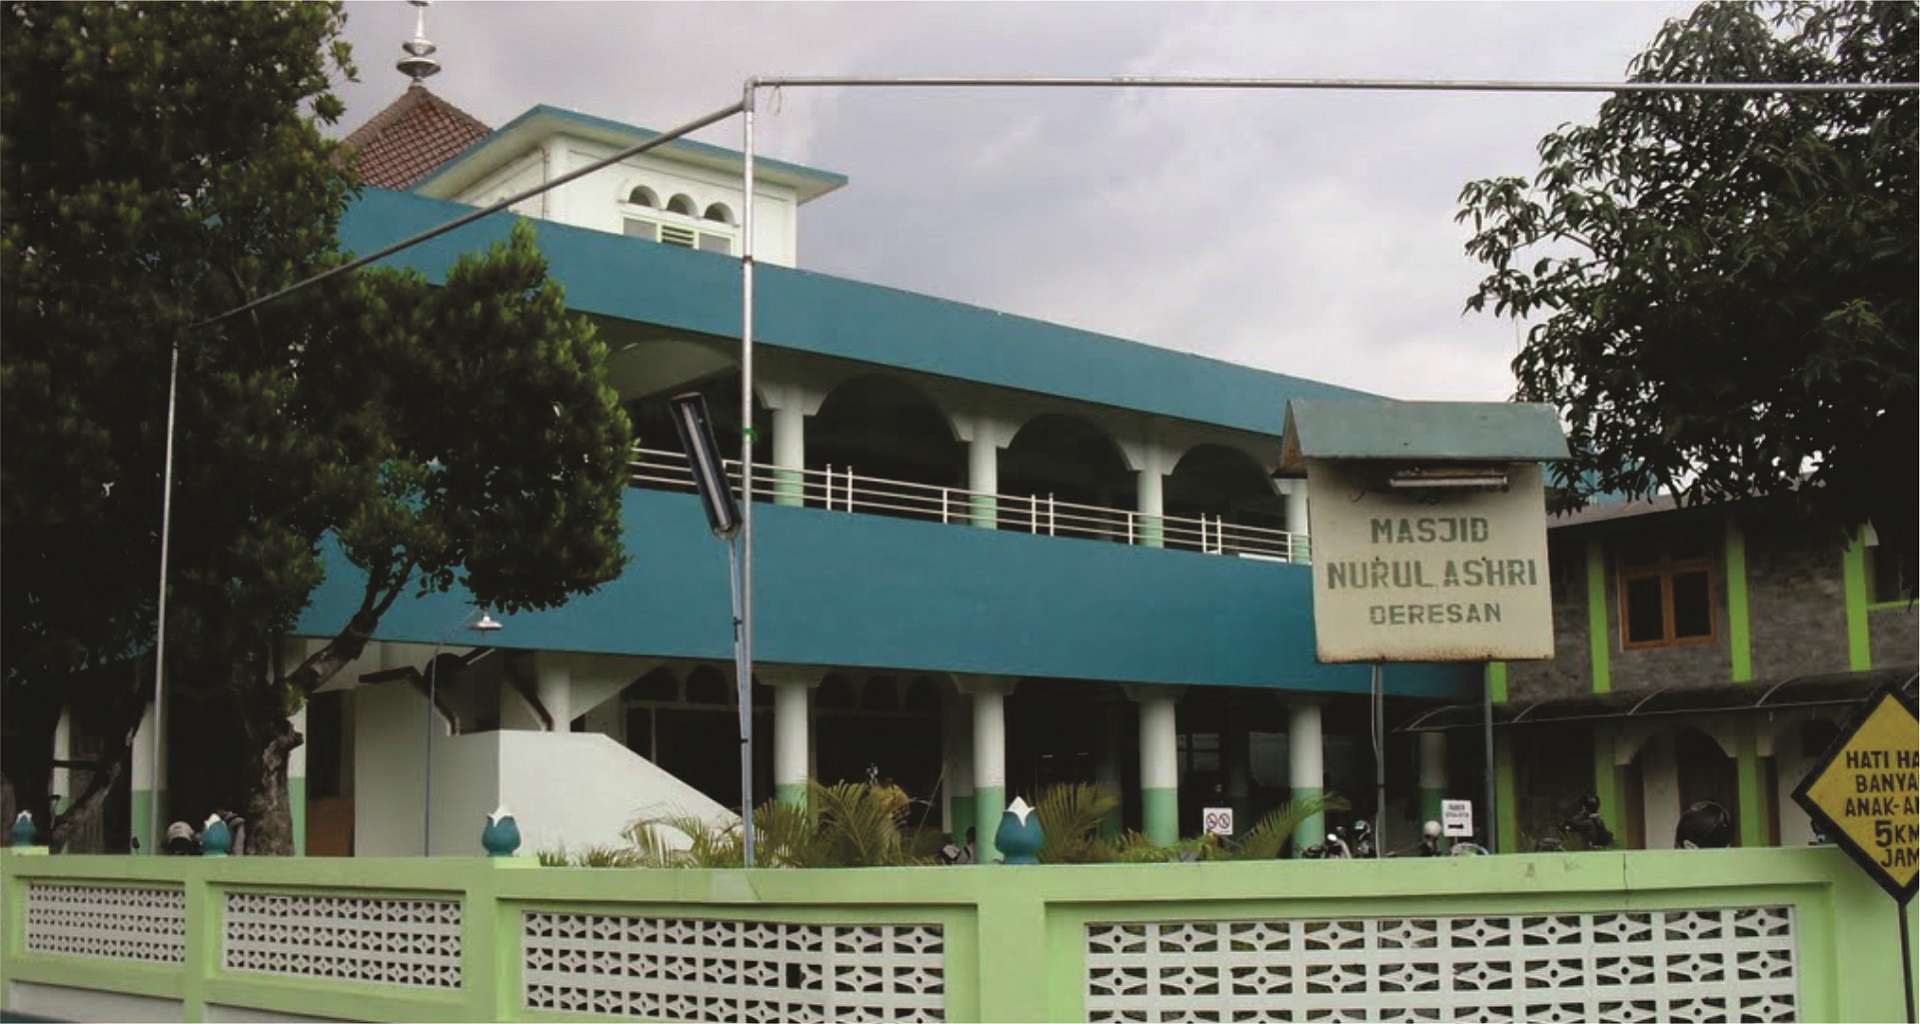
<box><xmin>423</xmin><ymin>609</ymin><xmax>502</xmax><ymax>855</ymax></box>
<box><xmin>668</xmin><ymin>392</ymin><xmax>756</xmax><ymax>866</ymax></box>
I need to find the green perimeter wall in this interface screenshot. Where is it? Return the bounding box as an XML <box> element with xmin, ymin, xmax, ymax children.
<box><xmin>1</xmin><ymin>848</ymin><xmax>1908</xmax><ymax>1023</ymax></box>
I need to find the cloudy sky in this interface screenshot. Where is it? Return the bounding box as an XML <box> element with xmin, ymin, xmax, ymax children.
<box><xmin>334</xmin><ymin>1</ymin><xmax>1696</xmax><ymax>402</ymax></box>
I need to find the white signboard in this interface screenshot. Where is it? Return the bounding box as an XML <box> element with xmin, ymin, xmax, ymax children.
<box><xmin>1442</xmin><ymin>799</ymin><xmax>1474</xmax><ymax>838</ymax></box>
<box><xmin>1303</xmin><ymin>460</ymin><xmax>1555</xmax><ymax>662</ymax></box>
<box><xmin>1202</xmin><ymin>807</ymin><xmax>1235</xmax><ymax>836</ymax></box>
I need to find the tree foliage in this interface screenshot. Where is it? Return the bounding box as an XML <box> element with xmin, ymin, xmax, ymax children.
<box><xmin>1458</xmin><ymin>1</ymin><xmax>1916</xmax><ymax>580</ymax></box>
<box><xmin>1</xmin><ymin>1</ymin><xmax>631</xmax><ymax>850</ymax></box>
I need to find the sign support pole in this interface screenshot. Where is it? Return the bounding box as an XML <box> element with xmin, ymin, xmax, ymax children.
<box><xmin>1482</xmin><ymin>664</ymin><xmax>1496</xmax><ymax>854</ymax></box>
<box><xmin>1901</xmin><ymin>902</ymin><xmax>1915</xmax><ymax>1024</ymax></box>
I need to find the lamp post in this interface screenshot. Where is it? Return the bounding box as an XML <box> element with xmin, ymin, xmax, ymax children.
<box><xmin>668</xmin><ymin>392</ymin><xmax>754</xmax><ymax>865</ymax></box>
<box><xmin>423</xmin><ymin>609</ymin><xmax>502</xmax><ymax>855</ymax></box>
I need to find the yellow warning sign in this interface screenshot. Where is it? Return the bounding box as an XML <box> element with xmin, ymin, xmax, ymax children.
<box><xmin>1792</xmin><ymin>684</ymin><xmax>1919</xmax><ymax>903</ymax></box>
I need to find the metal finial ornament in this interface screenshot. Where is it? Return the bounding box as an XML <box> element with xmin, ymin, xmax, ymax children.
<box><xmin>397</xmin><ymin>0</ymin><xmax>441</xmax><ymax>84</ymax></box>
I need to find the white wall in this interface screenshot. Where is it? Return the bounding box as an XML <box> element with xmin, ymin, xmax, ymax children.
<box><xmin>352</xmin><ymin>678</ymin><xmax>732</xmax><ymax>858</ymax></box>
<box><xmin>8</xmin><ymin>982</ymin><xmax>181</xmax><ymax>1023</ymax></box>
<box><xmin>546</xmin><ymin>137</ymin><xmax>800</xmax><ymax>266</ymax></box>
<box><xmin>352</xmin><ymin>681</ymin><xmax>429</xmax><ymax>857</ymax></box>
<box><xmin>495</xmin><ymin>731</ymin><xmax>734</xmax><ymax>857</ymax></box>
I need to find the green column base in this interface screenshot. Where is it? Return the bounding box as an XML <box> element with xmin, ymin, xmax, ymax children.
<box><xmin>1138</xmin><ymin>516</ymin><xmax>1163</xmax><ymax>549</ymax></box>
<box><xmin>290</xmin><ymin>776</ymin><xmax>307</xmax><ymax>856</ymax></box>
<box><xmin>1736</xmin><ymin>733</ymin><xmax>1766</xmax><ymax>849</ymax></box>
<box><xmin>775</xmin><ymin>781</ymin><xmax>808</xmax><ymax>812</ymax></box>
<box><xmin>1142</xmin><ymin>787</ymin><xmax>1178</xmax><ymax>847</ymax></box>
<box><xmin>1419</xmin><ymin>787</ymin><xmax>1444</xmax><ymax>831</ymax></box>
<box><xmin>974</xmin><ymin>786</ymin><xmax>1004</xmax><ymax>864</ymax></box>
<box><xmin>772</xmin><ymin>468</ymin><xmax>803</xmax><ymax>508</ymax></box>
<box><xmin>1291</xmin><ymin>786</ymin><xmax>1325</xmax><ymax>856</ymax></box>
<box><xmin>1494</xmin><ymin>739</ymin><xmax>1518</xmax><ymax>854</ymax></box>
<box><xmin>946</xmin><ymin>793</ymin><xmax>975</xmax><ymax>846</ymax></box>
<box><xmin>969</xmin><ymin>495</ymin><xmax>998</xmax><ymax>530</ymax></box>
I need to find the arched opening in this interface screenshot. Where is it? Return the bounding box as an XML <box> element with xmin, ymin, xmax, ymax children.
<box><xmin>626</xmin><ymin>185</ymin><xmax>660</xmax><ymax>208</ymax></box>
<box><xmin>1164</xmin><ymin>444</ymin><xmax>1284</xmax><ymax>554</ymax></box>
<box><xmin>808</xmin><ymin>376</ymin><xmax>964</xmax><ymax>523</ymax></box>
<box><xmin>624</xmin><ymin>370</ymin><xmax>771</xmax><ymax>495</ymax></box>
<box><xmin>1000</xmin><ymin>414</ymin><xmax>1133</xmax><ymax>540</ymax></box>
<box><xmin>703</xmin><ymin>202</ymin><xmax>734</xmax><ymax>225</ymax></box>
<box><xmin>667</xmin><ymin>193</ymin><xmax>698</xmax><ymax>217</ymax></box>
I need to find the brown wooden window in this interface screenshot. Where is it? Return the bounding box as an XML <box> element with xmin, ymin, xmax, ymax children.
<box><xmin>1618</xmin><ymin>528</ymin><xmax>1716</xmax><ymax>648</ymax></box>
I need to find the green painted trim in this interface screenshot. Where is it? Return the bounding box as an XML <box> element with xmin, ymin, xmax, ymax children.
<box><xmin>1724</xmin><ymin>520</ymin><xmax>1753</xmax><ymax>682</ymax></box>
<box><xmin>1591</xmin><ymin>730</ymin><xmax>1619</xmax><ymax>841</ymax></box>
<box><xmin>772</xmin><ymin>467</ymin><xmax>804</xmax><ymax>508</ymax></box>
<box><xmin>1734</xmin><ymin>729</ymin><xmax>1765</xmax><ymax>850</ymax></box>
<box><xmin>775</xmin><ymin>781</ymin><xmax>808</xmax><ymax>810</ymax></box>
<box><xmin>288</xmin><ymin>776</ymin><xmax>306</xmax><ymax>857</ymax></box>
<box><xmin>974</xmin><ymin>785</ymin><xmax>1004</xmax><ymax>864</ymax></box>
<box><xmin>1493</xmin><ymin>738</ymin><xmax>1518</xmax><ymax>854</ymax></box>
<box><xmin>1842</xmin><ymin>532</ymin><xmax>1871</xmax><ymax>671</ymax></box>
<box><xmin>1585</xmin><ymin>537</ymin><xmax>1612</xmax><ymax>694</ymax></box>
<box><xmin>1290</xmin><ymin>786</ymin><xmax>1325</xmax><ymax>856</ymax></box>
<box><xmin>131</xmin><ymin>790</ymin><xmax>154</xmax><ymax>856</ymax></box>
<box><xmin>1141</xmin><ymin>787</ymin><xmax>1178</xmax><ymax>847</ymax></box>
<box><xmin>969</xmin><ymin>494</ymin><xmax>998</xmax><ymax>530</ymax></box>
<box><xmin>181</xmin><ymin>875</ymin><xmax>209</xmax><ymax>1020</ymax></box>
<box><xmin>2</xmin><ymin>848</ymin><xmax>1912</xmax><ymax>1023</ymax></box>
<box><xmin>1418</xmin><ymin>788</ymin><xmax>1444</xmax><ymax>831</ymax></box>
<box><xmin>1486</xmin><ymin>662</ymin><xmax>1508</xmax><ymax>705</ymax></box>
<box><xmin>1137</xmin><ymin>515</ymin><xmax>1163</xmax><ymax>549</ymax></box>
<box><xmin>974</xmin><ymin>888</ymin><xmax>1049</xmax><ymax>1021</ymax></box>
<box><xmin>946</xmin><ymin>794</ymin><xmax>975</xmax><ymax>846</ymax></box>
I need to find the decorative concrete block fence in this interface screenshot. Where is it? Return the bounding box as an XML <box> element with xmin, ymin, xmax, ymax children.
<box><xmin>0</xmin><ymin>848</ymin><xmax>1906</xmax><ymax>1022</ymax></box>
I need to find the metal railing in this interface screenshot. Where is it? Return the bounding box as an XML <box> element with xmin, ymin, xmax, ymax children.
<box><xmin>630</xmin><ymin>445</ymin><xmax>1309</xmax><ymax>563</ymax></box>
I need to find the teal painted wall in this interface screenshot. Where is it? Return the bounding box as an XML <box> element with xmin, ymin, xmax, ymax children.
<box><xmin>296</xmin><ymin>489</ymin><xmax>1478</xmax><ymax>699</ymax></box>
<box><xmin>338</xmin><ymin>190</ymin><xmax>1377</xmax><ymax>439</ymax></box>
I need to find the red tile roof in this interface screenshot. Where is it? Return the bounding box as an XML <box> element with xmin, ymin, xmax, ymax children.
<box><xmin>343</xmin><ymin>85</ymin><xmax>491</xmax><ymax>190</ymax></box>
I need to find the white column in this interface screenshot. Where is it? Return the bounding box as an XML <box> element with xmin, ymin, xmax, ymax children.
<box><xmin>1418</xmin><ymin>730</ymin><xmax>1447</xmax><ymax>832</ymax></box>
<box><xmin>1278</xmin><ymin>478</ymin><xmax>1310</xmax><ymax>559</ymax></box>
<box><xmin>52</xmin><ymin>705</ymin><xmax>73</xmax><ymax>815</ymax></box>
<box><xmin>762</xmin><ymin>383</ymin><xmax>823</xmax><ymax>507</ymax></box>
<box><xmin>942</xmin><ymin>695</ymin><xmax>976</xmax><ymax>840</ymax></box>
<box><xmin>1288</xmin><ymin>697</ymin><xmax>1325</xmax><ymax>854</ymax></box>
<box><xmin>289</xmin><ymin>705</ymin><xmax>309</xmax><ymax>856</ymax></box>
<box><xmin>772</xmin><ymin>403</ymin><xmax>806</xmax><ymax>506</ymax></box>
<box><xmin>1135</xmin><ymin>461</ymin><xmax>1166</xmax><ymax>548</ymax></box>
<box><xmin>759</xmin><ymin>666</ymin><xmax>822</xmax><ymax>808</ymax></box>
<box><xmin>953</xmin><ymin>674</ymin><xmax>1013</xmax><ymax>862</ymax></box>
<box><xmin>131</xmin><ymin>703</ymin><xmax>163</xmax><ymax>854</ymax></box>
<box><xmin>1128</xmin><ymin>685</ymin><xmax>1180</xmax><ymax>845</ymax></box>
<box><xmin>537</xmin><ymin>659</ymin><xmax>573</xmax><ymax>732</ymax></box>
<box><xmin>955</xmin><ymin>415</ymin><xmax>1015</xmax><ymax>529</ymax></box>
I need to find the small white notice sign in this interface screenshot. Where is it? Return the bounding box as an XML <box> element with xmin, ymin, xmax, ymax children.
<box><xmin>1442</xmin><ymin>799</ymin><xmax>1474</xmax><ymax>838</ymax></box>
<box><xmin>1202</xmin><ymin>807</ymin><xmax>1235</xmax><ymax>836</ymax></box>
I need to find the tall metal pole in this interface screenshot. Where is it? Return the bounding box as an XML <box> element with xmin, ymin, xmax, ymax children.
<box><xmin>148</xmin><ymin>342</ymin><xmax>180</xmax><ymax>855</ymax></box>
<box><xmin>738</xmin><ymin>81</ymin><xmax>759</xmax><ymax>868</ymax></box>
<box><xmin>1483</xmin><ymin>664</ymin><xmax>1497</xmax><ymax>853</ymax></box>
<box><xmin>1372</xmin><ymin>662</ymin><xmax>1386</xmax><ymax>856</ymax></box>
<box><xmin>424</xmin><ymin>652</ymin><xmax>439</xmax><ymax>856</ymax></box>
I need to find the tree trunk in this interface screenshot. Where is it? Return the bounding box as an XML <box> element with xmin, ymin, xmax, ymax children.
<box><xmin>47</xmin><ymin>672</ymin><xmax>150</xmax><ymax>853</ymax></box>
<box><xmin>232</xmin><ymin>654</ymin><xmax>303</xmax><ymax>855</ymax></box>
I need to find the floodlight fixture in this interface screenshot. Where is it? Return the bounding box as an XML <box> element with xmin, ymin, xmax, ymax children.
<box><xmin>670</xmin><ymin>392</ymin><xmax>742</xmax><ymax>539</ymax></box>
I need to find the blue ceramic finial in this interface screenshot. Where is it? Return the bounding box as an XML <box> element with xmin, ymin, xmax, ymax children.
<box><xmin>202</xmin><ymin>814</ymin><xmax>232</xmax><ymax>857</ymax></box>
<box><xmin>10</xmin><ymin>811</ymin><xmax>36</xmax><ymax>848</ymax></box>
<box><xmin>995</xmin><ymin>797</ymin><xmax>1043</xmax><ymax>865</ymax></box>
<box><xmin>482</xmin><ymin>806</ymin><xmax>521</xmax><ymax>857</ymax></box>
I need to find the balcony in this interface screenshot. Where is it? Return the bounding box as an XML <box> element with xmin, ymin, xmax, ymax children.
<box><xmin>628</xmin><ymin>446</ymin><xmax>1311</xmax><ymax>564</ymax></box>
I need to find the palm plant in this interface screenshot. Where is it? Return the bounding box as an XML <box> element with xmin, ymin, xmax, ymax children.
<box><xmin>1034</xmin><ymin>782</ymin><xmax>1122</xmax><ymax>864</ymax></box>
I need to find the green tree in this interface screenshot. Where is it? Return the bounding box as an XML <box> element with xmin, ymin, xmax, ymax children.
<box><xmin>2</xmin><ymin>2</ymin><xmax>632</xmax><ymax>852</ymax></box>
<box><xmin>1458</xmin><ymin>1</ymin><xmax>1916</xmax><ymax>583</ymax></box>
